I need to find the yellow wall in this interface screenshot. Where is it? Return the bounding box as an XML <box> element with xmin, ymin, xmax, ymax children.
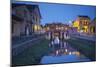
<box><xmin>72</xmin><ymin>21</ymin><xmax>80</xmax><ymax>31</ymax></box>
<box><xmin>33</xmin><ymin>24</ymin><xmax>41</xmax><ymax>32</ymax></box>
<box><xmin>73</xmin><ymin>21</ymin><xmax>79</xmax><ymax>27</ymax></box>
<box><xmin>83</xmin><ymin>26</ymin><xmax>88</xmax><ymax>32</ymax></box>
<box><xmin>72</xmin><ymin>20</ymin><xmax>89</xmax><ymax>33</ymax></box>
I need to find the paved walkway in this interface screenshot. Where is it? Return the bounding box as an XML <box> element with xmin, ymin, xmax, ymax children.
<box><xmin>12</xmin><ymin>36</ymin><xmax>44</xmax><ymax>49</ymax></box>
<box><xmin>12</xmin><ymin>35</ymin><xmax>45</xmax><ymax>56</ymax></box>
<box><xmin>12</xmin><ymin>35</ymin><xmax>41</xmax><ymax>45</ymax></box>
<box><xmin>70</xmin><ymin>34</ymin><xmax>96</xmax><ymax>42</ymax></box>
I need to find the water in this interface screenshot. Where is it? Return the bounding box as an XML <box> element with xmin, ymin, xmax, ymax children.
<box><xmin>40</xmin><ymin>39</ymin><xmax>91</xmax><ymax>64</ymax></box>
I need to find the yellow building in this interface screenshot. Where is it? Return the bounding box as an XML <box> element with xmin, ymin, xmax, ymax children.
<box><xmin>88</xmin><ymin>18</ymin><xmax>96</xmax><ymax>35</ymax></box>
<box><xmin>72</xmin><ymin>20</ymin><xmax>80</xmax><ymax>31</ymax></box>
<box><xmin>72</xmin><ymin>16</ymin><xmax>90</xmax><ymax>33</ymax></box>
<box><xmin>33</xmin><ymin>24</ymin><xmax>42</xmax><ymax>32</ymax></box>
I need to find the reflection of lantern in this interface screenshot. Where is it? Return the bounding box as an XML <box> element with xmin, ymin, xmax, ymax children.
<box><xmin>69</xmin><ymin>52</ymin><xmax>72</xmax><ymax>55</ymax></box>
<box><xmin>72</xmin><ymin>51</ymin><xmax>80</xmax><ymax>56</ymax></box>
<box><xmin>65</xmin><ymin>49</ymin><xmax>68</xmax><ymax>53</ymax></box>
<box><xmin>64</xmin><ymin>49</ymin><xmax>68</xmax><ymax>55</ymax></box>
<box><xmin>56</xmin><ymin>50</ymin><xmax>59</xmax><ymax>56</ymax></box>
<box><xmin>75</xmin><ymin>52</ymin><xmax>80</xmax><ymax>56</ymax></box>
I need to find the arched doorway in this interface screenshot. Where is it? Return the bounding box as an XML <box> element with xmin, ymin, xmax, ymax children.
<box><xmin>90</xmin><ymin>26</ymin><xmax>95</xmax><ymax>34</ymax></box>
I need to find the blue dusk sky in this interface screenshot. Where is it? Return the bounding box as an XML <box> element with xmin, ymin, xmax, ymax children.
<box><xmin>12</xmin><ymin>1</ymin><xmax>96</xmax><ymax>25</ymax></box>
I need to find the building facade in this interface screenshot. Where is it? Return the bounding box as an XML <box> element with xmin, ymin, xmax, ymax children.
<box><xmin>72</xmin><ymin>16</ymin><xmax>90</xmax><ymax>33</ymax></box>
<box><xmin>88</xmin><ymin>18</ymin><xmax>96</xmax><ymax>35</ymax></box>
<box><xmin>44</xmin><ymin>22</ymin><xmax>69</xmax><ymax>40</ymax></box>
<box><xmin>44</xmin><ymin>23</ymin><xmax>69</xmax><ymax>32</ymax></box>
<box><xmin>31</xmin><ymin>5</ymin><xmax>42</xmax><ymax>33</ymax></box>
<box><xmin>12</xmin><ymin>3</ymin><xmax>41</xmax><ymax>37</ymax></box>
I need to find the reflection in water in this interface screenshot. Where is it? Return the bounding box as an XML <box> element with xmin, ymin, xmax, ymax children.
<box><xmin>65</xmin><ymin>49</ymin><xmax>68</xmax><ymax>53</ymax></box>
<box><xmin>49</xmin><ymin>38</ymin><xmax>81</xmax><ymax>57</ymax></box>
<box><xmin>55</xmin><ymin>50</ymin><xmax>60</xmax><ymax>56</ymax></box>
<box><xmin>69</xmin><ymin>52</ymin><xmax>72</xmax><ymax>55</ymax></box>
<box><xmin>40</xmin><ymin>35</ymin><xmax>91</xmax><ymax>64</ymax></box>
